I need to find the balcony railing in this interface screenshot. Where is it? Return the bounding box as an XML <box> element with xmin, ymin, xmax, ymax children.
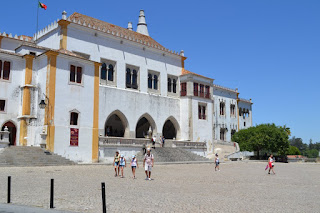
<box><xmin>199</xmin><ymin>92</ymin><xmax>204</xmax><ymax>97</ymax></box>
<box><xmin>180</xmin><ymin>90</ymin><xmax>187</xmax><ymax>96</ymax></box>
<box><xmin>194</xmin><ymin>91</ymin><xmax>198</xmax><ymax>96</ymax></box>
<box><xmin>205</xmin><ymin>93</ymin><xmax>210</xmax><ymax>99</ymax></box>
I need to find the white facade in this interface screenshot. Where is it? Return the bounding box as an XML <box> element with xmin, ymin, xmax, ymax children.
<box><xmin>0</xmin><ymin>11</ymin><xmax>253</xmax><ymax>162</ymax></box>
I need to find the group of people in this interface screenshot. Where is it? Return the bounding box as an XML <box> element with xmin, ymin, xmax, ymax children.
<box><xmin>113</xmin><ymin>148</ymin><xmax>154</xmax><ymax>180</ymax></box>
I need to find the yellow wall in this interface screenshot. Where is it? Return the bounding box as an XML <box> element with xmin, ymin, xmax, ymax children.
<box><xmin>58</xmin><ymin>20</ymin><xmax>70</xmax><ymax>50</ymax></box>
<box><xmin>92</xmin><ymin>62</ymin><xmax>100</xmax><ymax>162</ymax></box>
<box><xmin>45</xmin><ymin>51</ymin><xmax>58</xmax><ymax>152</ymax></box>
<box><xmin>19</xmin><ymin>55</ymin><xmax>34</xmax><ymax>146</ymax></box>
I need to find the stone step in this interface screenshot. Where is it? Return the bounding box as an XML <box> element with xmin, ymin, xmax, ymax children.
<box><xmin>136</xmin><ymin>147</ymin><xmax>209</xmax><ymax>163</ymax></box>
<box><xmin>0</xmin><ymin>147</ymin><xmax>75</xmax><ymax>167</ymax></box>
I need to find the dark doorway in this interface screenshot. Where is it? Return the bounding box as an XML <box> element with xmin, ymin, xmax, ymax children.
<box><xmin>105</xmin><ymin>114</ymin><xmax>125</xmax><ymax>137</ymax></box>
<box><xmin>162</xmin><ymin>120</ymin><xmax>176</xmax><ymax>139</ymax></box>
<box><xmin>136</xmin><ymin>117</ymin><xmax>151</xmax><ymax>138</ymax></box>
<box><xmin>2</xmin><ymin>121</ymin><xmax>17</xmax><ymax>146</ymax></box>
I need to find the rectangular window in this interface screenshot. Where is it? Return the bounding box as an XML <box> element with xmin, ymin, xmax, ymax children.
<box><xmin>205</xmin><ymin>86</ymin><xmax>210</xmax><ymax>99</ymax></box>
<box><xmin>0</xmin><ymin>61</ymin><xmax>11</xmax><ymax>81</ymax></box>
<box><xmin>126</xmin><ymin>66</ymin><xmax>139</xmax><ymax>90</ymax></box>
<box><xmin>76</xmin><ymin>67</ymin><xmax>82</xmax><ymax>83</ymax></box>
<box><xmin>244</xmin><ymin>122</ymin><xmax>246</xmax><ymax>127</ymax></box>
<box><xmin>220</xmin><ymin>102</ymin><xmax>225</xmax><ymax>115</ymax></box>
<box><xmin>0</xmin><ymin>100</ymin><xmax>5</xmax><ymax>112</ymax></box>
<box><xmin>70</xmin><ymin>65</ymin><xmax>82</xmax><ymax>84</ymax></box>
<box><xmin>70</xmin><ymin>65</ymin><xmax>76</xmax><ymax>82</ymax></box>
<box><xmin>70</xmin><ymin>112</ymin><xmax>79</xmax><ymax>126</ymax></box>
<box><xmin>180</xmin><ymin>83</ymin><xmax>187</xmax><ymax>96</ymax></box>
<box><xmin>199</xmin><ymin>84</ymin><xmax>204</xmax><ymax>97</ymax></box>
<box><xmin>230</xmin><ymin>104</ymin><xmax>235</xmax><ymax>116</ymax></box>
<box><xmin>148</xmin><ymin>72</ymin><xmax>159</xmax><ymax>92</ymax></box>
<box><xmin>194</xmin><ymin>83</ymin><xmax>198</xmax><ymax>96</ymax></box>
<box><xmin>220</xmin><ymin>128</ymin><xmax>225</xmax><ymax>140</ymax></box>
<box><xmin>198</xmin><ymin>104</ymin><xmax>206</xmax><ymax>120</ymax></box>
<box><xmin>168</xmin><ymin>78</ymin><xmax>172</xmax><ymax>92</ymax></box>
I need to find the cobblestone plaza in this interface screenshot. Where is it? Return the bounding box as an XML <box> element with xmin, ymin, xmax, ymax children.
<box><xmin>0</xmin><ymin>162</ymin><xmax>319</xmax><ymax>213</ymax></box>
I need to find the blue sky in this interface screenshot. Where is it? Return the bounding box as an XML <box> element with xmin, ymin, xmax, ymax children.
<box><xmin>1</xmin><ymin>0</ymin><xmax>319</xmax><ymax>143</ymax></box>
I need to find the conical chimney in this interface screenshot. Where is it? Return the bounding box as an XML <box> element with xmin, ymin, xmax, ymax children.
<box><xmin>127</xmin><ymin>22</ymin><xmax>133</xmax><ymax>31</ymax></box>
<box><xmin>136</xmin><ymin>10</ymin><xmax>149</xmax><ymax>36</ymax></box>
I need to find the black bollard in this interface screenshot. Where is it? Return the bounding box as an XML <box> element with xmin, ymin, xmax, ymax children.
<box><xmin>101</xmin><ymin>182</ymin><xmax>106</xmax><ymax>213</ymax></box>
<box><xmin>7</xmin><ymin>176</ymin><xmax>11</xmax><ymax>203</ymax></box>
<box><xmin>50</xmin><ymin>179</ymin><xmax>54</xmax><ymax>209</ymax></box>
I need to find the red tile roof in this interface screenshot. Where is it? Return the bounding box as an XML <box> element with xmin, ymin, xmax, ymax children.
<box><xmin>69</xmin><ymin>12</ymin><xmax>168</xmax><ymax>52</ymax></box>
<box><xmin>181</xmin><ymin>69</ymin><xmax>213</xmax><ymax>80</ymax></box>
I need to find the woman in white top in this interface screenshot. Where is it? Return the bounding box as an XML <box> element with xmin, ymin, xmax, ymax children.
<box><xmin>268</xmin><ymin>154</ymin><xmax>275</xmax><ymax>175</ymax></box>
<box><xmin>130</xmin><ymin>155</ymin><xmax>139</xmax><ymax>179</ymax></box>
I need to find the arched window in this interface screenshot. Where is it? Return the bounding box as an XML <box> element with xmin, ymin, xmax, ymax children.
<box><xmin>126</xmin><ymin>68</ymin><xmax>131</xmax><ymax>88</ymax></box>
<box><xmin>101</xmin><ymin>63</ymin><xmax>107</xmax><ymax>80</ymax></box>
<box><xmin>148</xmin><ymin>74</ymin><xmax>152</xmax><ymax>89</ymax></box>
<box><xmin>132</xmin><ymin>69</ymin><xmax>138</xmax><ymax>89</ymax></box>
<box><xmin>153</xmin><ymin>75</ymin><xmax>158</xmax><ymax>90</ymax></box>
<box><xmin>107</xmin><ymin>64</ymin><xmax>114</xmax><ymax>81</ymax></box>
<box><xmin>70</xmin><ymin>112</ymin><xmax>79</xmax><ymax>126</ymax></box>
<box><xmin>172</xmin><ymin>79</ymin><xmax>177</xmax><ymax>93</ymax></box>
<box><xmin>168</xmin><ymin>78</ymin><xmax>172</xmax><ymax>92</ymax></box>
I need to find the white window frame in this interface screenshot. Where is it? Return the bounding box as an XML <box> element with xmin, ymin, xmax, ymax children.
<box><xmin>0</xmin><ymin>99</ymin><xmax>7</xmax><ymax>113</ymax></box>
<box><xmin>0</xmin><ymin>59</ymin><xmax>13</xmax><ymax>83</ymax></box>
<box><xmin>147</xmin><ymin>70</ymin><xmax>160</xmax><ymax>94</ymax></box>
<box><xmin>100</xmin><ymin>59</ymin><xmax>117</xmax><ymax>87</ymax></box>
<box><xmin>167</xmin><ymin>75</ymin><xmax>179</xmax><ymax>97</ymax></box>
<box><xmin>125</xmin><ymin>64</ymin><xmax>140</xmax><ymax>90</ymax></box>
<box><xmin>68</xmin><ymin>63</ymin><xmax>84</xmax><ymax>86</ymax></box>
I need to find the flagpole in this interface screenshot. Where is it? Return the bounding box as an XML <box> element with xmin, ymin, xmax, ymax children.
<box><xmin>36</xmin><ymin>0</ymin><xmax>39</xmax><ymax>42</ymax></box>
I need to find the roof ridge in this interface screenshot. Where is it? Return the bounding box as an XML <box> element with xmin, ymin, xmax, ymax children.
<box><xmin>68</xmin><ymin>12</ymin><xmax>183</xmax><ymax>57</ymax></box>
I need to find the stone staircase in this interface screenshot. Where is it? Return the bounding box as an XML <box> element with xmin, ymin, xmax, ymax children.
<box><xmin>136</xmin><ymin>147</ymin><xmax>210</xmax><ymax>163</ymax></box>
<box><xmin>0</xmin><ymin>146</ymin><xmax>75</xmax><ymax>167</ymax></box>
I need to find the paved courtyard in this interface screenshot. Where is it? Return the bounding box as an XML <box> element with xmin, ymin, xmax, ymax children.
<box><xmin>0</xmin><ymin>162</ymin><xmax>319</xmax><ymax>213</ymax></box>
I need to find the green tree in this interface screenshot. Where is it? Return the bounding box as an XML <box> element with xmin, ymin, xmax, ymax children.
<box><xmin>305</xmin><ymin>149</ymin><xmax>319</xmax><ymax>158</ymax></box>
<box><xmin>232</xmin><ymin>123</ymin><xmax>289</xmax><ymax>159</ymax></box>
<box><xmin>287</xmin><ymin>145</ymin><xmax>301</xmax><ymax>155</ymax></box>
<box><xmin>289</xmin><ymin>137</ymin><xmax>308</xmax><ymax>154</ymax></box>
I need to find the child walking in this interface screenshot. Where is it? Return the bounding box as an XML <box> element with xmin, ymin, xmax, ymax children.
<box><xmin>215</xmin><ymin>154</ymin><xmax>220</xmax><ymax>171</ymax></box>
<box><xmin>130</xmin><ymin>155</ymin><xmax>139</xmax><ymax>179</ymax></box>
<box><xmin>119</xmin><ymin>154</ymin><xmax>126</xmax><ymax>178</ymax></box>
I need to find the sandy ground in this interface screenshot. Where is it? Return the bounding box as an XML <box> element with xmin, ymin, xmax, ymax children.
<box><xmin>0</xmin><ymin>162</ymin><xmax>319</xmax><ymax>213</ymax></box>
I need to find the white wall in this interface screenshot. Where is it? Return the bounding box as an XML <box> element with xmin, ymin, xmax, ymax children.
<box><xmin>213</xmin><ymin>87</ymin><xmax>238</xmax><ymax>142</ymax></box>
<box><xmin>0</xmin><ymin>53</ymin><xmax>24</xmax><ymax>146</ymax></box>
<box><xmin>53</xmin><ymin>56</ymin><xmax>95</xmax><ymax>162</ymax></box>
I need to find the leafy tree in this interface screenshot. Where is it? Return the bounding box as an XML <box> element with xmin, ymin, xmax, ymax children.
<box><xmin>232</xmin><ymin>123</ymin><xmax>289</xmax><ymax>159</ymax></box>
<box><xmin>289</xmin><ymin>137</ymin><xmax>308</xmax><ymax>153</ymax></box>
<box><xmin>305</xmin><ymin>149</ymin><xmax>319</xmax><ymax>158</ymax></box>
<box><xmin>287</xmin><ymin>146</ymin><xmax>301</xmax><ymax>155</ymax></box>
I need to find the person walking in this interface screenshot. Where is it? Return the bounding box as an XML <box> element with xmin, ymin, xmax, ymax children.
<box><xmin>119</xmin><ymin>154</ymin><xmax>126</xmax><ymax>178</ymax></box>
<box><xmin>130</xmin><ymin>155</ymin><xmax>139</xmax><ymax>179</ymax></box>
<box><xmin>162</xmin><ymin>136</ymin><xmax>165</xmax><ymax>147</ymax></box>
<box><xmin>215</xmin><ymin>153</ymin><xmax>220</xmax><ymax>171</ymax></box>
<box><xmin>268</xmin><ymin>154</ymin><xmax>275</xmax><ymax>175</ymax></box>
<box><xmin>113</xmin><ymin>151</ymin><xmax>120</xmax><ymax>177</ymax></box>
<box><xmin>143</xmin><ymin>148</ymin><xmax>154</xmax><ymax>180</ymax></box>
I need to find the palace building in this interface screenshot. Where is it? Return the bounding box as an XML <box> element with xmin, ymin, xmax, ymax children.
<box><xmin>0</xmin><ymin>10</ymin><xmax>252</xmax><ymax>162</ymax></box>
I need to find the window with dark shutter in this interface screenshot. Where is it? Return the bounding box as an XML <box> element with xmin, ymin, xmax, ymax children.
<box><xmin>76</xmin><ymin>67</ymin><xmax>82</xmax><ymax>83</ymax></box>
<box><xmin>70</xmin><ymin>65</ymin><xmax>76</xmax><ymax>82</ymax></box>
<box><xmin>0</xmin><ymin>100</ymin><xmax>5</xmax><ymax>112</ymax></box>
<box><xmin>70</xmin><ymin>112</ymin><xmax>79</xmax><ymax>126</ymax></box>
<box><xmin>3</xmin><ymin>61</ymin><xmax>10</xmax><ymax>80</ymax></box>
<box><xmin>101</xmin><ymin>63</ymin><xmax>107</xmax><ymax>80</ymax></box>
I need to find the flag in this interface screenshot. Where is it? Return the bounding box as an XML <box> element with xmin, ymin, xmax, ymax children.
<box><xmin>39</xmin><ymin>2</ymin><xmax>47</xmax><ymax>10</ymax></box>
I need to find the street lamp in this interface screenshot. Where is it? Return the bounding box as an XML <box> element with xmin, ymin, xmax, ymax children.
<box><xmin>39</xmin><ymin>99</ymin><xmax>47</xmax><ymax>109</ymax></box>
